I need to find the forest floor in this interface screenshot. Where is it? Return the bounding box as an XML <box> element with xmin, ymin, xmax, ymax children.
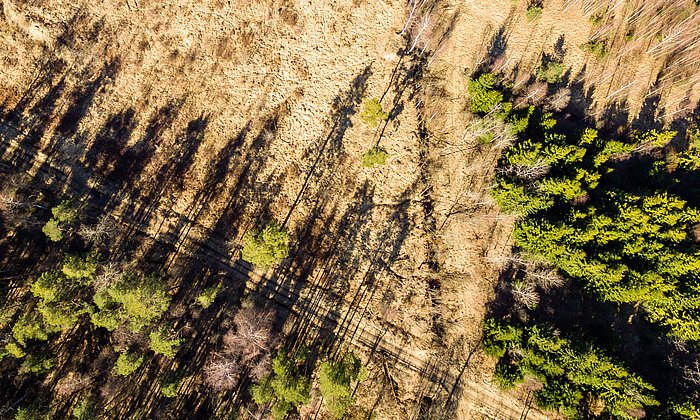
<box><xmin>1</xmin><ymin>0</ymin><xmax>690</xmax><ymax>418</ymax></box>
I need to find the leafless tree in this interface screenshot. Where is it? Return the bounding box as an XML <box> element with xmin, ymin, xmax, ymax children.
<box><xmin>93</xmin><ymin>262</ymin><xmax>122</xmax><ymax>291</ymax></box>
<box><xmin>682</xmin><ymin>358</ymin><xmax>700</xmax><ymax>387</ymax></box>
<box><xmin>546</xmin><ymin>87</ymin><xmax>571</xmax><ymax>112</ymax></box>
<box><xmin>400</xmin><ymin>0</ymin><xmax>428</xmax><ymax>36</ymax></box>
<box><xmin>499</xmin><ymin>160</ymin><xmax>551</xmax><ymax>181</ymax></box>
<box><xmin>511</xmin><ymin>280</ymin><xmax>540</xmax><ymax>310</ymax></box>
<box><xmin>485</xmin><ymin>251</ymin><xmax>531</xmax><ymax>268</ymax></box>
<box><xmin>525</xmin><ymin>266</ymin><xmax>565</xmax><ymax>291</ymax></box>
<box><xmin>517</xmin><ymin>82</ymin><xmax>548</xmax><ymax>107</ymax></box>
<box><xmin>79</xmin><ymin>215</ymin><xmax>118</xmax><ymax>247</ymax></box>
<box><xmin>204</xmin><ymin>305</ymin><xmax>275</xmax><ymax>390</ymax></box>
<box><xmin>204</xmin><ymin>359</ymin><xmax>242</xmax><ymax>391</ymax></box>
<box><xmin>225</xmin><ymin>307</ymin><xmax>274</xmax><ymax>364</ymax></box>
<box><xmin>60</xmin><ymin>138</ymin><xmax>85</xmax><ymax>161</ymax></box>
<box><xmin>55</xmin><ymin>372</ymin><xmax>91</xmax><ymax>397</ymax></box>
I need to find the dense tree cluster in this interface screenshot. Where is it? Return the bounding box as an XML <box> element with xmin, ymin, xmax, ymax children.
<box><xmin>479</xmin><ymin>71</ymin><xmax>700</xmax><ymax>418</ymax></box>
<box><xmin>492</xmin><ymin>115</ymin><xmax>700</xmax><ymax>342</ymax></box>
<box><xmin>484</xmin><ymin>319</ymin><xmax>658</xmax><ymax>418</ymax></box>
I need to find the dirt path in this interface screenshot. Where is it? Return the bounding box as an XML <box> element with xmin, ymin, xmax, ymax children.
<box><xmin>1</xmin><ymin>122</ymin><xmax>550</xmax><ymax>419</ymax></box>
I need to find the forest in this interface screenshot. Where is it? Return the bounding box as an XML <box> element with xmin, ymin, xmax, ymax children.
<box><xmin>1</xmin><ymin>0</ymin><xmax>700</xmax><ymax>419</ymax></box>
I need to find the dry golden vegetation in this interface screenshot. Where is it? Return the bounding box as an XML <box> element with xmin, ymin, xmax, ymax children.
<box><xmin>0</xmin><ymin>0</ymin><xmax>698</xmax><ymax>418</ymax></box>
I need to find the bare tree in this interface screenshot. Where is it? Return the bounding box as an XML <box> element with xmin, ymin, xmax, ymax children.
<box><xmin>525</xmin><ymin>266</ymin><xmax>565</xmax><ymax>291</ymax></box>
<box><xmin>55</xmin><ymin>372</ymin><xmax>91</xmax><ymax>397</ymax></box>
<box><xmin>517</xmin><ymin>82</ymin><xmax>548</xmax><ymax>107</ymax></box>
<box><xmin>511</xmin><ymin>280</ymin><xmax>540</xmax><ymax>310</ymax></box>
<box><xmin>79</xmin><ymin>215</ymin><xmax>118</xmax><ymax>247</ymax></box>
<box><xmin>204</xmin><ymin>305</ymin><xmax>275</xmax><ymax>391</ymax></box>
<box><xmin>499</xmin><ymin>160</ymin><xmax>551</xmax><ymax>181</ymax></box>
<box><xmin>204</xmin><ymin>359</ymin><xmax>242</xmax><ymax>391</ymax></box>
<box><xmin>93</xmin><ymin>262</ymin><xmax>122</xmax><ymax>291</ymax></box>
<box><xmin>60</xmin><ymin>138</ymin><xmax>85</xmax><ymax>161</ymax></box>
<box><xmin>225</xmin><ymin>307</ymin><xmax>274</xmax><ymax>364</ymax></box>
<box><xmin>400</xmin><ymin>0</ymin><xmax>428</xmax><ymax>36</ymax></box>
<box><xmin>545</xmin><ymin>87</ymin><xmax>571</xmax><ymax>112</ymax></box>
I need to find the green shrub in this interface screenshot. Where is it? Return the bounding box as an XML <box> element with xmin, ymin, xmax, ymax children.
<box><xmin>468</xmin><ymin>73</ymin><xmax>503</xmax><ymax>114</ymax></box>
<box><xmin>669</xmin><ymin>400</ymin><xmax>700</xmax><ymax>420</ymax></box>
<box><xmin>478</xmin><ymin>133</ymin><xmax>494</xmax><ymax>144</ymax></box>
<box><xmin>318</xmin><ymin>353</ymin><xmax>367</xmax><ymax>419</ymax></box>
<box><xmin>91</xmin><ymin>273</ymin><xmax>170</xmax><ymax>333</ymax></box>
<box><xmin>359</xmin><ymin>98</ymin><xmax>389</xmax><ymax>128</ymax></box>
<box><xmin>493</xmin><ymin>360</ymin><xmax>524</xmax><ymax>389</ymax></box>
<box><xmin>580</xmin><ymin>40</ymin><xmax>608</xmax><ymax>59</ymax></box>
<box><xmin>361</xmin><ymin>146</ymin><xmax>389</xmax><ymax>168</ymax></box>
<box><xmin>537</xmin><ymin>61</ymin><xmax>564</xmax><ymax>83</ymax></box>
<box><xmin>42</xmin><ymin>219</ymin><xmax>63</xmax><ymax>242</ymax></box>
<box><xmin>20</xmin><ymin>355</ymin><xmax>54</xmax><ymax>375</ymax></box>
<box><xmin>526</xmin><ymin>5</ymin><xmax>542</xmax><ymax>22</ymax></box>
<box><xmin>42</xmin><ymin>201</ymin><xmax>78</xmax><ymax>242</ymax></box>
<box><xmin>160</xmin><ymin>373</ymin><xmax>184</xmax><ymax>398</ymax></box>
<box><xmin>62</xmin><ymin>253</ymin><xmax>98</xmax><ymax>284</ymax></box>
<box><xmin>149</xmin><ymin>328</ymin><xmax>183</xmax><ymax>359</ymax></box>
<box><xmin>483</xmin><ymin>318</ymin><xmax>522</xmax><ymax>358</ymax></box>
<box><xmin>5</xmin><ymin>341</ymin><xmax>26</xmax><ymax>358</ymax></box>
<box><xmin>484</xmin><ymin>320</ymin><xmax>659</xmax><ymax>417</ymax></box>
<box><xmin>114</xmin><ymin>351</ymin><xmax>144</xmax><ymax>376</ymax></box>
<box><xmin>14</xmin><ymin>406</ymin><xmax>47</xmax><ymax>420</ymax></box>
<box><xmin>589</xmin><ymin>13</ymin><xmax>603</xmax><ymax>25</ymax></box>
<box><xmin>251</xmin><ymin>349</ymin><xmax>310</xmax><ymax>420</ymax></box>
<box><xmin>196</xmin><ymin>282</ymin><xmax>223</xmax><ymax>309</ymax></box>
<box><xmin>71</xmin><ymin>396</ymin><xmax>97</xmax><ymax>420</ymax></box>
<box><xmin>12</xmin><ymin>311</ymin><xmax>52</xmax><ymax>345</ymax></box>
<box><xmin>241</xmin><ymin>222</ymin><xmax>290</xmax><ymax>269</ymax></box>
<box><xmin>52</xmin><ymin>201</ymin><xmax>78</xmax><ymax>223</ymax></box>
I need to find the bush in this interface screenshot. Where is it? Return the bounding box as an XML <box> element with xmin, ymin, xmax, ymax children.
<box><xmin>20</xmin><ymin>355</ymin><xmax>54</xmax><ymax>375</ymax></box>
<box><xmin>196</xmin><ymin>283</ymin><xmax>223</xmax><ymax>309</ymax></box>
<box><xmin>62</xmin><ymin>253</ymin><xmax>98</xmax><ymax>284</ymax></box>
<box><xmin>241</xmin><ymin>222</ymin><xmax>290</xmax><ymax>269</ymax></box>
<box><xmin>468</xmin><ymin>73</ymin><xmax>503</xmax><ymax>114</ymax></box>
<box><xmin>581</xmin><ymin>40</ymin><xmax>608</xmax><ymax>59</ymax></box>
<box><xmin>478</xmin><ymin>133</ymin><xmax>494</xmax><ymax>144</ymax></box>
<box><xmin>251</xmin><ymin>349</ymin><xmax>310</xmax><ymax>420</ymax></box>
<box><xmin>589</xmin><ymin>13</ymin><xmax>603</xmax><ymax>25</ymax></box>
<box><xmin>5</xmin><ymin>341</ymin><xmax>26</xmax><ymax>358</ymax></box>
<box><xmin>669</xmin><ymin>400</ymin><xmax>700</xmax><ymax>419</ymax></box>
<box><xmin>149</xmin><ymin>328</ymin><xmax>183</xmax><ymax>359</ymax></box>
<box><xmin>52</xmin><ymin>201</ymin><xmax>78</xmax><ymax>223</ymax></box>
<box><xmin>361</xmin><ymin>146</ymin><xmax>389</xmax><ymax>168</ymax></box>
<box><xmin>42</xmin><ymin>201</ymin><xmax>78</xmax><ymax>242</ymax></box>
<box><xmin>359</xmin><ymin>98</ymin><xmax>389</xmax><ymax>128</ymax></box>
<box><xmin>114</xmin><ymin>351</ymin><xmax>144</xmax><ymax>377</ymax></box>
<box><xmin>71</xmin><ymin>396</ymin><xmax>97</xmax><ymax>420</ymax></box>
<box><xmin>493</xmin><ymin>360</ymin><xmax>524</xmax><ymax>389</ymax></box>
<box><xmin>12</xmin><ymin>311</ymin><xmax>51</xmax><ymax>345</ymax></box>
<box><xmin>91</xmin><ymin>273</ymin><xmax>170</xmax><ymax>333</ymax></box>
<box><xmin>318</xmin><ymin>353</ymin><xmax>367</xmax><ymax>419</ymax></box>
<box><xmin>14</xmin><ymin>407</ymin><xmax>47</xmax><ymax>420</ymax></box>
<box><xmin>160</xmin><ymin>373</ymin><xmax>183</xmax><ymax>398</ymax></box>
<box><xmin>482</xmin><ymin>318</ymin><xmax>522</xmax><ymax>358</ymax></box>
<box><xmin>42</xmin><ymin>219</ymin><xmax>63</xmax><ymax>242</ymax></box>
<box><xmin>537</xmin><ymin>61</ymin><xmax>564</xmax><ymax>84</ymax></box>
<box><xmin>526</xmin><ymin>5</ymin><xmax>542</xmax><ymax>22</ymax></box>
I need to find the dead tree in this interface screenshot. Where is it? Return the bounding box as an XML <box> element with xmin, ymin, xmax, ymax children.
<box><xmin>204</xmin><ymin>305</ymin><xmax>275</xmax><ymax>390</ymax></box>
<box><xmin>79</xmin><ymin>215</ymin><xmax>118</xmax><ymax>247</ymax></box>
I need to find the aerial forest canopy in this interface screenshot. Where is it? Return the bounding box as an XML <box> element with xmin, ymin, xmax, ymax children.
<box><xmin>1</xmin><ymin>0</ymin><xmax>700</xmax><ymax>418</ymax></box>
<box><xmin>477</xmin><ymin>71</ymin><xmax>700</xmax><ymax>418</ymax></box>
